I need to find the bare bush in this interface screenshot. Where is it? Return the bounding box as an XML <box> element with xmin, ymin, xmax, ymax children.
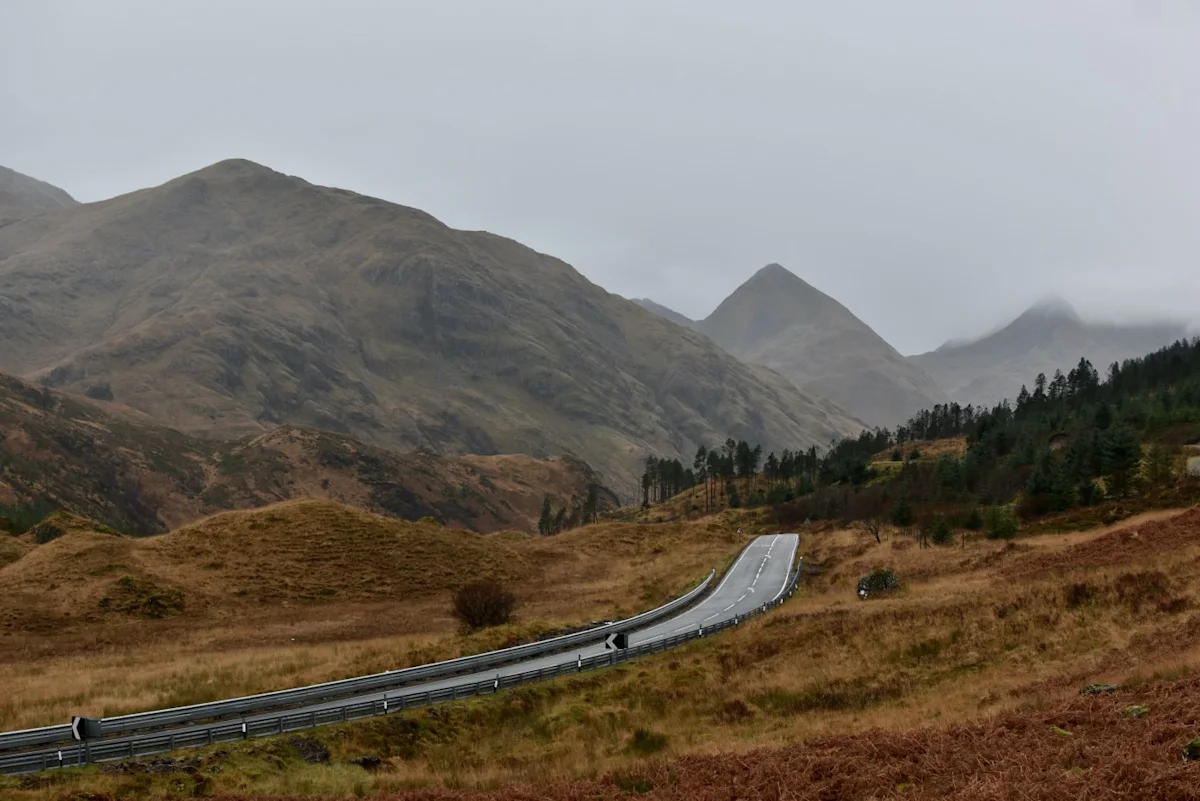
<box><xmin>452</xmin><ymin>578</ymin><xmax>518</xmax><ymax>629</ymax></box>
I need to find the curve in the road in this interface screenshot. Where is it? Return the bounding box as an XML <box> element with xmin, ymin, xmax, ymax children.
<box><xmin>1</xmin><ymin>533</ymin><xmax>800</xmax><ymax>772</ymax></box>
<box><xmin>240</xmin><ymin>533</ymin><xmax>797</xmax><ymax>719</ymax></box>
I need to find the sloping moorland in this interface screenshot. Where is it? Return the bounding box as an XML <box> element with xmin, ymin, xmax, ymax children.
<box><xmin>6</xmin><ymin>501</ymin><xmax>1200</xmax><ymax>799</ymax></box>
<box><xmin>0</xmin><ymin>499</ymin><xmax>750</xmax><ymax>732</ymax></box>
<box><xmin>0</xmin><ymin>369</ymin><xmax>616</xmax><ymax>537</ymax></box>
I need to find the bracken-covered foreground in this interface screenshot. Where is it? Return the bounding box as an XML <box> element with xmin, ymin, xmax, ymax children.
<box><xmin>17</xmin><ymin>673</ymin><xmax>1199</xmax><ymax>801</ymax></box>
<box><xmin>181</xmin><ymin>674</ymin><xmax>1199</xmax><ymax>800</ymax></box>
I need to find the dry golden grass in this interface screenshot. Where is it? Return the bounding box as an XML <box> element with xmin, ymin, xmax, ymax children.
<box><xmin>10</xmin><ymin>504</ymin><xmax>1199</xmax><ymax>799</ymax></box>
<box><xmin>871</xmin><ymin>436</ymin><xmax>969</xmax><ymax>463</ymax></box>
<box><xmin>9</xmin><ymin>505</ymin><xmax>1200</xmax><ymax>800</ymax></box>
<box><xmin>0</xmin><ymin>499</ymin><xmax>746</xmax><ymax>731</ymax></box>
<box><xmin>0</xmin><ymin>534</ymin><xmax>29</xmax><ymax>568</ymax></box>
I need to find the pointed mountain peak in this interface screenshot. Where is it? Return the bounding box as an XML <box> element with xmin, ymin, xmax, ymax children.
<box><xmin>746</xmin><ymin>262</ymin><xmax>806</xmax><ymax>286</ymax></box>
<box><xmin>755</xmin><ymin>262</ymin><xmax>790</xmax><ymax>277</ymax></box>
<box><xmin>700</xmin><ymin>263</ymin><xmax>848</xmax><ymax>349</ymax></box>
<box><xmin>175</xmin><ymin>159</ymin><xmax>306</xmax><ymax>192</ymax></box>
<box><xmin>1020</xmin><ymin>295</ymin><xmax>1082</xmax><ymax>324</ymax></box>
<box><xmin>731</xmin><ymin>264</ymin><xmax>826</xmax><ymax>305</ymax></box>
<box><xmin>190</xmin><ymin>158</ymin><xmax>282</xmax><ymax>179</ymax></box>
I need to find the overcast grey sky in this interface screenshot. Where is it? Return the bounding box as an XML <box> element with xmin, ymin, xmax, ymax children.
<box><xmin>2</xmin><ymin>0</ymin><xmax>1197</xmax><ymax>354</ymax></box>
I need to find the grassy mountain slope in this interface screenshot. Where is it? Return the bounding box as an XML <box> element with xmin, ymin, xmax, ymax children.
<box><xmin>910</xmin><ymin>298</ymin><xmax>1188</xmax><ymax>407</ymax></box>
<box><xmin>630</xmin><ymin>298</ymin><xmax>697</xmax><ymax>330</ymax></box>
<box><xmin>0</xmin><ymin>160</ymin><xmax>862</xmax><ymax>494</ymax></box>
<box><xmin>692</xmin><ymin>264</ymin><xmax>948</xmax><ymax>427</ymax></box>
<box><xmin>0</xmin><ymin>165</ymin><xmax>77</xmax><ymax>225</ymax></box>
<box><xmin>0</xmin><ymin>370</ymin><xmax>615</xmax><ymax>535</ymax></box>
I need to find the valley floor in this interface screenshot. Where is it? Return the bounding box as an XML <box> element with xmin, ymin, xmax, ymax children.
<box><xmin>5</xmin><ymin>504</ymin><xmax>1200</xmax><ymax>798</ymax></box>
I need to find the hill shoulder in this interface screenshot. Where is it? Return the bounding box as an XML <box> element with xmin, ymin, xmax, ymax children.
<box><xmin>0</xmin><ymin>370</ymin><xmax>613</xmax><ymax>535</ymax></box>
<box><xmin>0</xmin><ymin>165</ymin><xmax>77</xmax><ymax>223</ymax></box>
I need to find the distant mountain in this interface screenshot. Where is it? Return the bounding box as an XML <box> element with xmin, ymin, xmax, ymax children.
<box><xmin>0</xmin><ymin>159</ymin><xmax>863</xmax><ymax>495</ymax></box>
<box><xmin>0</xmin><ymin>165</ymin><xmax>77</xmax><ymax>224</ymax></box>
<box><xmin>910</xmin><ymin>297</ymin><xmax>1189</xmax><ymax>407</ymax></box>
<box><xmin>631</xmin><ymin>298</ymin><xmax>697</xmax><ymax>330</ymax></box>
<box><xmin>667</xmin><ymin>264</ymin><xmax>947</xmax><ymax>428</ymax></box>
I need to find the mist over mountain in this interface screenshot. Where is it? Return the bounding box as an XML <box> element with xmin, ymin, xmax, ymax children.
<box><xmin>910</xmin><ymin>297</ymin><xmax>1190</xmax><ymax>407</ymax></box>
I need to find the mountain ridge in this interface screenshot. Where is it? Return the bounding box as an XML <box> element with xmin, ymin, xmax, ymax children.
<box><xmin>631</xmin><ymin>298</ymin><xmax>697</xmax><ymax>330</ymax></box>
<box><xmin>0</xmin><ymin>159</ymin><xmax>865</xmax><ymax>495</ymax></box>
<box><xmin>0</xmin><ymin>165</ymin><xmax>77</xmax><ymax>224</ymax></box>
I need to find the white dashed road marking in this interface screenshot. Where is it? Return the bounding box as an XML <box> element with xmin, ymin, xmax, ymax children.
<box><xmin>654</xmin><ymin>533</ymin><xmax>794</xmax><ymax>637</ymax></box>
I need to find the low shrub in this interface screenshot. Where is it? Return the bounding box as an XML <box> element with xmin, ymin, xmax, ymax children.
<box><xmin>452</xmin><ymin>578</ymin><xmax>518</xmax><ymax>629</ymax></box>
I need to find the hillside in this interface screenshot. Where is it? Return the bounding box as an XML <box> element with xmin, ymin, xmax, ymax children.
<box><xmin>0</xmin><ymin>499</ymin><xmax>746</xmax><ymax>729</ymax></box>
<box><xmin>10</xmin><ymin>504</ymin><xmax>1200</xmax><ymax>799</ymax></box>
<box><xmin>0</xmin><ymin>165</ymin><xmax>77</xmax><ymax>224</ymax></box>
<box><xmin>689</xmin><ymin>264</ymin><xmax>948</xmax><ymax>427</ymax></box>
<box><xmin>0</xmin><ymin>370</ymin><xmax>616</xmax><ymax>535</ymax></box>
<box><xmin>630</xmin><ymin>298</ymin><xmax>697</xmax><ymax>330</ymax></box>
<box><xmin>0</xmin><ymin>500</ymin><xmax>740</xmax><ymax>640</ymax></box>
<box><xmin>0</xmin><ymin>501</ymin><xmax>531</xmax><ymax>627</ymax></box>
<box><xmin>0</xmin><ymin>160</ymin><xmax>862</xmax><ymax>494</ymax></box>
<box><xmin>910</xmin><ymin>297</ymin><xmax>1188</xmax><ymax>407</ymax></box>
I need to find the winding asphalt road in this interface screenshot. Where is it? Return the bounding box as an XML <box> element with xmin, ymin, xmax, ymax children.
<box><xmin>7</xmin><ymin>533</ymin><xmax>798</xmax><ymax>765</ymax></box>
<box><xmin>220</xmin><ymin>533</ymin><xmax>797</xmax><ymax>720</ymax></box>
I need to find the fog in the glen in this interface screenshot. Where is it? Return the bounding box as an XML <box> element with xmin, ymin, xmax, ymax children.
<box><xmin>2</xmin><ymin>0</ymin><xmax>1197</xmax><ymax>353</ymax></box>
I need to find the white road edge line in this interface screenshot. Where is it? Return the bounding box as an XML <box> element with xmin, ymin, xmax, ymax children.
<box><xmin>767</xmin><ymin>534</ymin><xmax>800</xmax><ymax>604</ymax></box>
<box><xmin>637</xmin><ymin>534</ymin><xmax>796</xmax><ymax>643</ymax></box>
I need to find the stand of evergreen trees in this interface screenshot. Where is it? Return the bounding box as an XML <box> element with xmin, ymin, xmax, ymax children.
<box><xmin>639</xmin><ymin>439</ymin><xmax>822</xmax><ymax>511</ymax></box>
<box><xmin>537</xmin><ymin>483</ymin><xmax>602</xmax><ymax>535</ymax></box>
<box><xmin>639</xmin><ymin>337</ymin><xmax>1200</xmax><ymax>529</ymax></box>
